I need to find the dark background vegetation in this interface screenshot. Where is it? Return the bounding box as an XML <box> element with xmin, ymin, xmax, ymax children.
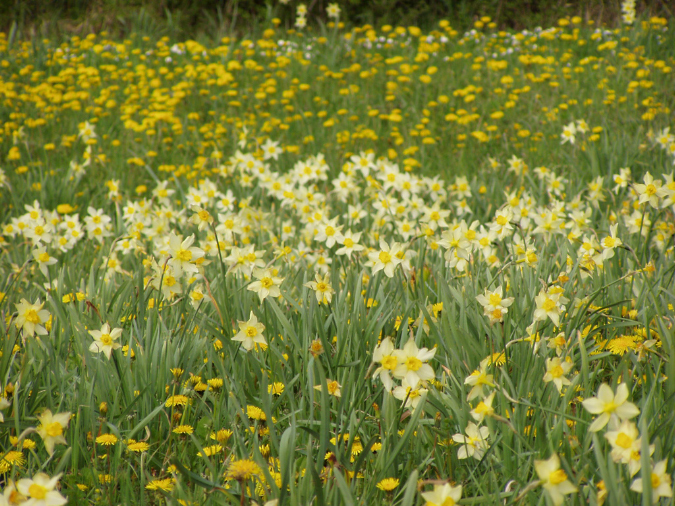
<box><xmin>1</xmin><ymin>0</ymin><xmax>673</xmax><ymax>40</ymax></box>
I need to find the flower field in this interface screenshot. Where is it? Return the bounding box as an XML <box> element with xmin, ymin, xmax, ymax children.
<box><xmin>1</xmin><ymin>2</ymin><xmax>675</xmax><ymax>505</ymax></box>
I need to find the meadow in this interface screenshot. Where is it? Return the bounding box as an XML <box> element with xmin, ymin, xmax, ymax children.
<box><xmin>1</xmin><ymin>1</ymin><xmax>675</xmax><ymax>504</ymax></box>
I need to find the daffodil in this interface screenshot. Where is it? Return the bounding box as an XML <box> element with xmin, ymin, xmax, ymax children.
<box><xmin>248</xmin><ymin>268</ymin><xmax>284</xmax><ymax>302</ymax></box>
<box><xmin>304</xmin><ymin>272</ymin><xmax>334</xmax><ymax>304</ymax></box>
<box><xmin>630</xmin><ymin>460</ymin><xmax>673</xmax><ymax>503</ymax></box>
<box><xmin>393</xmin><ymin>339</ymin><xmax>436</xmax><ymax>389</ymax></box>
<box><xmin>476</xmin><ymin>286</ymin><xmax>514</xmax><ymax>324</ymax></box>
<box><xmin>89</xmin><ymin>323</ymin><xmax>123</xmax><ymax>359</ymax></box>
<box><xmin>534</xmin><ymin>454</ymin><xmax>577</xmax><ymax>506</ymax></box>
<box><xmin>581</xmin><ymin>383</ymin><xmax>640</xmax><ymax>432</ymax></box>
<box><xmin>14</xmin><ymin>298</ymin><xmax>50</xmax><ymax>338</ymax></box>
<box><xmin>233</xmin><ymin>312</ymin><xmax>266</xmax><ymax>351</ymax></box>
<box><xmin>543</xmin><ymin>357</ymin><xmax>573</xmax><ymax>393</ymax></box>
<box><xmin>372</xmin><ymin>337</ymin><xmax>398</xmax><ymax>391</ymax></box>
<box><xmin>167</xmin><ymin>233</ymin><xmax>204</xmax><ymax>277</ymax></box>
<box><xmin>368</xmin><ymin>240</ymin><xmax>404</xmax><ymax>278</ymax></box>
<box><xmin>421</xmin><ymin>483</ymin><xmax>462</xmax><ymax>506</ymax></box>
<box><xmin>452</xmin><ymin>422</ymin><xmax>490</xmax><ymax>460</ymax></box>
<box><xmin>36</xmin><ymin>410</ymin><xmax>71</xmax><ymax>456</ymax></box>
<box><xmin>605</xmin><ymin>420</ymin><xmax>654</xmax><ymax>476</ymax></box>
<box><xmin>17</xmin><ymin>472</ymin><xmax>67</xmax><ymax>506</ymax></box>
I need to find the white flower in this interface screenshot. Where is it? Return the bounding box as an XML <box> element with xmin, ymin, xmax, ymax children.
<box><xmin>476</xmin><ymin>286</ymin><xmax>514</xmax><ymax>324</ymax></box>
<box><xmin>304</xmin><ymin>272</ymin><xmax>334</xmax><ymax>304</ymax></box>
<box><xmin>534</xmin><ymin>454</ymin><xmax>578</xmax><ymax>506</ymax></box>
<box><xmin>630</xmin><ymin>459</ymin><xmax>673</xmax><ymax>503</ymax></box>
<box><xmin>89</xmin><ymin>323</ymin><xmax>123</xmax><ymax>359</ymax></box>
<box><xmin>167</xmin><ymin>233</ymin><xmax>204</xmax><ymax>277</ymax></box>
<box><xmin>605</xmin><ymin>420</ymin><xmax>653</xmax><ymax>476</ymax></box>
<box><xmin>335</xmin><ymin>230</ymin><xmax>364</xmax><ymax>258</ymax></box>
<box><xmin>634</xmin><ymin>172</ymin><xmax>666</xmax><ymax>209</ymax></box>
<box><xmin>248</xmin><ymin>268</ymin><xmax>284</xmax><ymax>302</ymax></box>
<box><xmin>36</xmin><ymin>410</ymin><xmax>71</xmax><ymax>456</ymax></box>
<box><xmin>17</xmin><ymin>472</ymin><xmax>67</xmax><ymax>506</ymax></box>
<box><xmin>452</xmin><ymin>422</ymin><xmax>490</xmax><ymax>460</ymax></box>
<box><xmin>372</xmin><ymin>337</ymin><xmax>398</xmax><ymax>391</ymax></box>
<box><xmin>581</xmin><ymin>383</ymin><xmax>640</xmax><ymax>432</ymax></box>
<box><xmin>543</xmin><ymin>357</ymin><xmax>573</xmax><ymax>393</ymax></box>
<box><xmin>561</xmin><ymin>122</ymin><xmax>577</xmax><ymax>144</ymax></box>
<box><xmin>421</xmin><ymin>483</ymin><xmax>462</xmax><ymax>506</ymax></box>
<box><xmin>32</xmin><ymin>246</ymin><xmax>58</xmax><ymax>277</ymax></box>
<box><xmin>14</xmin><ymin>298</ymin><xmax>50</xmax><ymax>338</ymax></box>
<box><xmin>368</xmin><ymin>240</ymin><xmax>404</xmax><ymax>278</ymax></box>
<box><xmin>392</xmin><ymin>379</ymin><xmax>427</xmax><ymax>409</ymax></box>
<box><xmin>233</xmin><ymin>311</ymin><xmax>266</xmax><ymax>351</ymax></box>
<box><xmin>533</xmin><ymin>288</ymin><xmax>567</xmax><ymax>327</ymax></box>
<box><xmin>392</xmin><ymin>339</ymin><xmax>436</xmax><ymax>389</ymax></box>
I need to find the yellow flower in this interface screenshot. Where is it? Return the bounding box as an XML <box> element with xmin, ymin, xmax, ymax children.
<box><xmin>376</xmin><ymin>478</ymin><xmax>400</xmax><ymax>491</ymax></box>
<box><xmin>165</xmin><ymin>395</ymin><xmax>189</xmax><ymax>407</ymax></box>
<box><xmin>96</xmin><ymin>434</ymin><xmax>118</xmax><ymax>446</ymax></box>
<box><xmin>225</xmin><ymin>458</ymin><xmax>261</xmax><ymax>481</ymax></box>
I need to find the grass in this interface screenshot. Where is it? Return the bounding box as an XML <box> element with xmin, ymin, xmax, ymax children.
<box><xmin>0</xmin><ymin>4</ymin><xmax>675</xmax><ymax>505</ymax></box>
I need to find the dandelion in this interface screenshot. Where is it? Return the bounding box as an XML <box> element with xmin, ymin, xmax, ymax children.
<box><xmin>146</xmin><ymin>478</ymin><xmax>175</xmax><ymax>491</ymax></box>
<box><xmin>165</xmin><ymin>395</ymin><xmax>189</xmax><ymax>408</ymax></box>
<box><xmin>172</xmin><ymin>425</ymin><xmax>194</xmax><ymax>435</ymax></box>
<box><xmin>126</xmin><ymin>440</ymin><xmax>150</xmax><ymax>453</ymax></box>
<box><xmin>225</xmin><ymin>458</ymin><xmax>261</xmax><ymax>481</ymax></box>
<box><xmin>96</xmin><ymin>434</ymin><xmax>118</xmax><ymax>446</ymax></box>
<box><xmin>197</xmin><ymin>444</ymin><xmax>223</xmax><ymax>457</ymax></box>
<box><xmin>233</xmin><ymin>312</ymin><xmax>267</xmax><ymax>351</ymax></box>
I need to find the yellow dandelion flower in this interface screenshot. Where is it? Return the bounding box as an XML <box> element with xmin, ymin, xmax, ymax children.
<box><xmin>377</xmin><ymin>478</ymin><xmax>400</xmax><ymax>491</ymax></box>
<box><xmin>126</xmin><ymin>441</ymin><xmax>150</xmax><ymax>453</ymax></box>
<box><xmin>197</xmin><ymin>444</ymin><xmax>223</xmax><ymax>457</ymax></box>
<box><xmin>165</xmin><ymin>395</ymin><xmax>189</xmax><ymax>407</ymax></box>
<box><xmin>146</xmin><ymin>478</ymin><xmax>175</xmax><ymax>491</ymax></box>
<box><xmin>96</xmin><ymin>434</ymin><xmax>118</xmax><ymax>446</ymax></box>
<box><xmin>225</xmin><ymin>458</ymin><xmax>261</xmax><ymax>481</ymax></box>
<box><xmin>210</xmin><ymin>429</ymin><xmax>233</xmax><ymax>443</ymax></box>
<box><xmin>268</xmin><ymin>382</ymin><xmax>285</xmax><ymax>395</ymax></box>
<box><xmin>246</xmin><ymin>405</ymin><xmax>266</xmax><ymax>421</ymax></box>
<box><xmin>173</xmin><ymin>425</ymin><xmax>194</xmax><ymax>435</ymax></box>
<box><xmin>607</xmin><ymin>335</ymin><xmax>639</xmax><ymax>355</ymax></box>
